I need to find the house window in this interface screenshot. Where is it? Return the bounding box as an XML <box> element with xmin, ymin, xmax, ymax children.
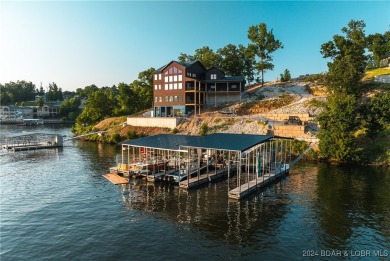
<box><xmin>178</xmin><ymin>83</ymin><xmax>182</xmax><ymax>89</ymax></box>
<box><xmin>173</xmin><ymin>75</ymin><xmax>177</xmax><ymax>82</ymax></box>
<box><xmin>173</xmin><ymin>83</ymin><xmax>177</xmax><ymax>89</ymax></box>
<box><xmin>165</xmin><ymin>96</ymin><xmax>168</xmax><ymax>102</ymax></box>
<box><xmin>165</xmin><ymin>84</ymin><xmax>168</xmax><ymax>90</ymax></box>
<box><xmin>178</xmin><ymin>75</ymin><xmax>182</xmax><ymax>81</ymax></box>
<box><xmin>169</xmin><ymin>76</ymin><xmax>173</xmax><ymax>82</ymax></box>
<box><xmin>174</xmin><ymin>96</ymin><xmax>178</xmax><ymax>102</ymax></box>
<box><xmin>155</xmin><ymin>97</ymin><xmax>158</xmax><ymax>102</ymax></box>
<box><xmin>154</xmin><ymin>85</ymin><xmax>158</xmax><ymax>90</ymax></box>
<box><xmin>154</xmin><ymin>74</ymin><xmax>158</xmax><ymax>80</ymax></box>
<box><xmin>211</xmin><ymin>74</ymin><xmax>217</xmax><ymax>80</ymax></box>
<box><xmin>159</xmin><ymin>97</ymin><xmax>162</xmax><ymax>102</ymax></box>
<box><xmin>169</xmin><ymin>96</ymin><xmax>173</xmax><ymax>102</ymax></box>
<box><xmin>178</xmin><ymin>96</ymin><xmax>182</xmax><ymax>102</ymax></box>
<box><xmin>159</xmin><ymin>85</ymin><xmax>161</xmax><ymax>90</ymax></box>
<box><xmin>231</xmin><ymin>84</ymin><xmax>237</xmax><ymax>89</ymax></box>
<box><xmin>192</xmin><ymin>73</ymin><xmax>196</xmax><ymax>77</ymax></box>
<box><xmin>165</xmin><ymin>76</ymin><xmax>168</xmax><ymax>82</ymax></box>
<box><xmin>210</xmin><ymin>84</ymin><xmax>216</xmax><ymax>89</ymax></box>
<box><xmin>158</xmin><ymin>74</ymin><xmax>162</xmax><ymax>80</ymax></box>
<box><xmin>169</xmin><ymin>83</ymin><xmax>173</xmax><ymax>90</ymax></box>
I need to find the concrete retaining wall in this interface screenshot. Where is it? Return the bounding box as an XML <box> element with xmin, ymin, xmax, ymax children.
<box><xmin>262</xmin><ymin>113</ymin><xmax>311</xmax><ymax>122</ymax></box>
<box><xmin>127</xmin><ymin>117</ymin><xmax>180</xmax><ymax>129</ymax></box>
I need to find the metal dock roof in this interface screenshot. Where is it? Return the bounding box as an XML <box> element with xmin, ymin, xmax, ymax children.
<box><xmin>121</xmin><ymin>133</ymin><xmax>273</xmax><ymax>152</ymax></box>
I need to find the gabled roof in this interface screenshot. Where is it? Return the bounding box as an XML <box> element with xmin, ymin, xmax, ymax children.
<box><xmin>206</xmin><ymin>67</ymin><xmax>225</xmax><ymax>75</ymax></box>
<box><xmin>154</xmin><ymin>60</ymin><xmax>205</xmax><ymax>73</ymax></box>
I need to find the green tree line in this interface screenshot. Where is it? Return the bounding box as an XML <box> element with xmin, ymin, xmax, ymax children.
<box><xmin>318</xmin><ymin>20</ymin><xmax>390</xmax><ymax>163</ymax></box>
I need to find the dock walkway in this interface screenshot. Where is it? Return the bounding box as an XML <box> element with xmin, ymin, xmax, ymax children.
<box><xmin>102</xmin><ymin>173</ymin><xmax>129</xmax><ymax>185</ymax></box>
<box><xmin>228</xmin><ymin>165</ymin><xmax>289</xmax><ymax>200</ymax></box>
<box><xmin>179</xmin><ymin>166</ymin><xmax>237</xmax><ymax>189</ymax></box>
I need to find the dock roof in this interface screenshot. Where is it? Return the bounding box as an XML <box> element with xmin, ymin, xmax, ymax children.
<box><xmin>121</xmin><ymin>133</ymin><xmax>272</xmax><ymax>152</ymax></box>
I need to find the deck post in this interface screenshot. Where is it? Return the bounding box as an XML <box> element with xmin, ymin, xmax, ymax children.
<box><xmin>238</xmin><ymin>152</ymin><xmax>242</xmax><ymax>194</ymax></box>
<box><xmin>197</xmin><ymin>148</ymin><xmax>201</xmax><ymax>182</ymax></box>
<box><xmin>187</xmin><ymin>149</ymin><xmax>190</xmax><ymax>187</ymax></box>
<box><xmin>227</xmin><ymin>151</ymin><xmax>231</xmax><ymax>192</ymax></box>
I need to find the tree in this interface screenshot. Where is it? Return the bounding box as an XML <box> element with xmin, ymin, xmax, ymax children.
<box><xmin>280</xmin><ymin>69</ymin><xmax>291</xmax><ymax>82</ymax></box>
<box><xmin>320</xmin><ymin>20</ymin><xmax>367</xmax><ymax>95</ymax></box>
<box><xmin>36</xmin><ymin>97</ymin><xmax>44</xmax><ymax>107</ymax></box>
<box><xmin>76</xmin><ymin>88</ymin><xmax>116</xmax><ymax>124</ymax></box>
<box><xmin>217</xmin><ymin>44</ymin><xmax>246</xmax><ymax>76</ymax></box>
<box><xmin>178</xmin><ymin>46</ymin><xmax>222</xmax><ymax>69</ymax></box>
<box><xmin>59</xmin><ymin>97</ymin><xmax>81</xmax><ymax>120</ymax></box>
<box><xmin>317</xmin><ymin>94</ymin><xmax>361</xmax><ymax>162</ymax></box>
<box><xmin>46</xmin><ymin>82</ymin><xmax>63</xmax><ymax>101</ymax></box>
<box><xmin>362</xmin><ymin>92</ymin><xmax>390</xmax><ymax>138</ymax></box>
<box><xmin>366</xmin><ymin>31</ymin><xmax>390</xmax><ymax>68</ymax></box>
<box><xmin>247</xmin><ymin>23</ymin><xmax>283</xmax><ymax>86</ymax></box>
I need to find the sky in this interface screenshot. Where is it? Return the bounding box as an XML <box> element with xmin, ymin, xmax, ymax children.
<box><xmin>0</xmin><ymin>1</ymin><xmax>389</xmax><ymax>92</ymax></box>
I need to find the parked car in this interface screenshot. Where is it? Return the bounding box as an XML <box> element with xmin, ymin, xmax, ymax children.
<box><xmin>284</xmin><ymin>116</ymin><xmax>302</xmax><ymax>125</ymax></box>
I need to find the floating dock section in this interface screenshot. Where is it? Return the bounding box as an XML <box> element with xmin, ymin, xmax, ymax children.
<box><xmin>107</xmin><ymin>133</ymin><xmax>297</xmax><ymax>199</ymax></box>
<box><xmin>1</xmin><ymin>133</ymin><xmax>63</xmax><ymax>152</ymax></box>
<box><xmin>102</xmin><ymin>173</ymin><xmax>129</xmax><ymax>184</ymax></box>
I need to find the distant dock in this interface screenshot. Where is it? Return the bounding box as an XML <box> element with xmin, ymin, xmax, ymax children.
<box><xmin>1</xmin><ymin>133</ymin><xmax>63</xmax><ymax>152</ymax></box>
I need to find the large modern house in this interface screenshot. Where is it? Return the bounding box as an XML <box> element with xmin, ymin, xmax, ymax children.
<box><xmin>152</xmin><ymin>60</ymin><xmax>246</xmax><ymax>117</ymax></box>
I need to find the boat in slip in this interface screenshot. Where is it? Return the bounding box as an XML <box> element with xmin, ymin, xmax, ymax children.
<box><xmin>110</xmin><ymin>160</ymin><xmax>168</xmax><ymax>176</ymax></box>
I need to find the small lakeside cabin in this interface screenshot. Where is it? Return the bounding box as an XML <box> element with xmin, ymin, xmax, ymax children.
<box><xmin>109</xmin><ymin>133</ymin><xmax>293</xmax><ymax>200</ymax></box>
<box><xmin>1</xmin><ymin>133</ymin><xmax>63</xmax><ymax>151</ymax></box>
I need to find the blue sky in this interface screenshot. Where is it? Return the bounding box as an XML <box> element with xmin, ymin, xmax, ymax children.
<box><xmin>0</xmin><ymin>1</ymin><xmax>389</xmax><ymax>91</ymax></box>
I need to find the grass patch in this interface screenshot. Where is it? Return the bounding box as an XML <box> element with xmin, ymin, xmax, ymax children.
<box><xmin>362</xmin><ymin>68</ymin><xmax>390</xmax><ymax>81</ymax></box>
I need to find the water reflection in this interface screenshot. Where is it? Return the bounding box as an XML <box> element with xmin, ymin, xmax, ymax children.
<box><xmin>117</xmin><ymin>176</ymin><xmax>290</xmax><ymax>248</ymax></box>
<box><xmin>312</xmin><ymin>164</ymin><xmax>390</xmax><ymax>251</ymax></box>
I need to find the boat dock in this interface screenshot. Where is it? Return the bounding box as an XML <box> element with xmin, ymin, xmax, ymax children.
<box><xmin>1</xmin><ymin>133</ymin><xmax>63</xmax><ymax>151</ymax></box>
<box><xmin>105</xmin><ymin>133</ymin><xmax>312</xmax><ymax>200</ymax></box>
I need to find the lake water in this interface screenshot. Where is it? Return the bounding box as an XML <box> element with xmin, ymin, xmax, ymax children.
<box><xmin>1</xmin><ymin>125</ymin><xmax>389</xmax><ymax>260</ymax></box>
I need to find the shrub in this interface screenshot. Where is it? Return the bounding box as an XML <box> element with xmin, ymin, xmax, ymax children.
<box><xmin>199</xmin><ymin>122</ymin><xmax>208</xmax><ymax>136</ymax></box>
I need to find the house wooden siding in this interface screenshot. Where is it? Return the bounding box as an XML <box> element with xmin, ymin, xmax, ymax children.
<box><xmin>153</xmin><ymin>60</ymin><xmax>245</xmax><ymax>117</ymax></box>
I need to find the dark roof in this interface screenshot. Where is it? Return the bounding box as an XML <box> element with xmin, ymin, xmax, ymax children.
<box><xmin>154</xmin><ymin>60</ymin><xmax>202</xmax><ymax>73</ymax></box>
<box><xmin>121</xmin><ymin>133</ymin><xmax>272</xmax><ymax>152</ymax></box>
<box><xmin>204</xmin><ymin>76</ymin><xmax>246</xmax><ymax>83</ymax></box>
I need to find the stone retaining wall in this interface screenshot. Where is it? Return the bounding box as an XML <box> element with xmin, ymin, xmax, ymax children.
<box><xmin>270</xmin><ymin>125</ymin><xmax>306</xmax><ymax>137</ymax></box>
<box><xmin>262</xmin><ymin>113</ymin><xmax>311</xmax><ymax>122</ymax></box>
